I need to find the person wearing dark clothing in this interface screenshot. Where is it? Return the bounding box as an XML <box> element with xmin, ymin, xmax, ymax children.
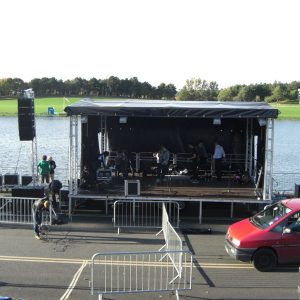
<box><xmin>48</xmin><ymin>156</ymin><xmax>56</xmax><ymax>182</ymax></box>
<box><xmin>49</xmin><ymin>179</ymin><xmax>62</xmax><ymax>208</ymax></box>
<box><xmin>120</xmin><ymin>150</ymin><xmax>130</xmax><ymax>178</ymax></box>
<box><xmin>38</xmin><ymin>155</ymin><xmax>51</xmax><ymax>183</ymax></box>
<box><xmin>187</xmin><ymin>143</ymin><xmax>198</xmax><ymax>180</ymax></box>
<box><xmin>32</xmin><ymin>198</ymin><xmax>49</xmax><ymax>239</ymax></box>
<box><xmin>155</xmin><ymin>145</ymin><xmax>170</xmax><ymax>182</ymax></box>
<box><xmin>189</xmin><ymin>141</ymin><xmax>208</xmax><ymax>182</ymax></box>
<box><xmin>195</xmin><ymin>141</ymin><xmax>208</xmax><ymax>171</ymax></box>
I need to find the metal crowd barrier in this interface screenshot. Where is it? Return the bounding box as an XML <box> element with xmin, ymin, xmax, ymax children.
<box><xmin>159</xmin><ymin>203</ymin><xmax>183</xmax><ymax>282</ymax></box>
<box><xmin>90</xmin><ymin>250</ymin><xmax>193</xmax><ymax>300</ymax></box>
<box><xmin>0</xmin><ymin>196</ymin><xmax>55</xmax><ymax>226</ymax></box>
<box><xmin>0</xmin><ymin>197</ymin><xmax>36</xmax><ymax>224</ymax></box>
<box><xmin>113</xmin><ymin>200</ymin><xmax>180</xmax><ymax>234</ymax></box>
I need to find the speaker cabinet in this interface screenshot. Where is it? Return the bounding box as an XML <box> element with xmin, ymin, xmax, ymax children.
<box><xmin>4</xmin><ymin>173</ymin><xmax>19</xmax><ymax>185</ymax></box>
<box><xmin>11</xmin><ymin>186</ymin><xmax>45</xmax><ymax>198</ymax></box>
<box><xmin>18</xmin><ymin>97</ymin><xmax>36</xmax><ymax>141</ymax></box>
<box><xmin>124</xmin><ymin>180</ymin><xmax>140</xmax><ymax>196</ymax></box>
<box><xmin>21</xmin><ymin>175</ymin><xmax>33</xmax><ymax>186</ymax></box>
<box><xmin>295</xmin><ymin>184</ymin><xmax>300</xmax><ymax>198</ymax></box>
<box><xmin>60</xmin><ymin>189</ymin><xmax>69</xmax><ymax>203</ymax></box>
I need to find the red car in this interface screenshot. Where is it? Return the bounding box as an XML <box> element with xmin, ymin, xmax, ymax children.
<box><xmin>225</xmin><ymin>198</ymin><xmax>300</xmax><ymax>271</ymax></box>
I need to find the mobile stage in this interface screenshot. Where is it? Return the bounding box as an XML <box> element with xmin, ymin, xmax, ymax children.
<box><xmin>64</xmin><ymin>99</ymin><xmax>278</xmax><ymax>222</ymax></box>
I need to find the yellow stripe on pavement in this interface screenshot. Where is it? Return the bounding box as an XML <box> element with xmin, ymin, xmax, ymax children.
<box><xmin>0</xmin><ymin>255</ymin><xmax>253</xmax><ymax>268</ymax></box>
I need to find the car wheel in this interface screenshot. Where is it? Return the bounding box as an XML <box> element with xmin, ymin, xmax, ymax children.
<box><xmin>252</xmin><ymin>248</ymin><xmax>277</xmax><ymax>272</ymax></box>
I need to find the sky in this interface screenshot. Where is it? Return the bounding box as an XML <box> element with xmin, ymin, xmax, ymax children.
<box><xmin>0</xmin><ymin>0</ymin><xmax>299</xmax><ymax>90</ymax></box>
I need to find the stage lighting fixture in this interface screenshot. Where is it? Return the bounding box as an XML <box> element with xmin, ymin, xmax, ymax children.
<box><xmin>213</xmin><ymin>118</ymin><xmax>221</xmax><ymax>125</ymax></box>
<box><xmin>258</xmin><ymin>118</ymin><xmax>267</xmax><ymax>126</ymax></box>
<box><xmin>119</xmin><ymin>117</ymin><xmax>128</xmax><ymax>124</ymax></box>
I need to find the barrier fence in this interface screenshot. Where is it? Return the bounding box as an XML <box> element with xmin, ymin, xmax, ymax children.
<box><xmin>159</xmin><ymin>203</ymin><xmax>183</xmax><ymax>281</ymax></box>
<box><xmin>0</xmin><ymin>196</ymin><xmax>54</xmax><ymax>226</ymax></box>
<box><xmin>90</xmin><ymin>250</ymin><xmax>192</xmax><ymax>300</ymax></box>
<box><xmin>113</xmin><ymin>200</ymin><xmax>180</xmax><ymax>234</ymax></box>
<box><xmin>0</xmin><ymin>197</ymin><xmax>36</xmax><ymax>224</ymax></box>
<box><xmin>92</xmin><ymin>201</ymin><xmax>192</xmax><ymax>299</ymax></box>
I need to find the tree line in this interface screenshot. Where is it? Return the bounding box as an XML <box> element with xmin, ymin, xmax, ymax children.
<box><xmin>0</xmin><ymin>76</ymin><xmax>299</xmax><ymax>102</ymax></box>
<box><xmin>0</xmin><ymin>77</ymin><xmax>177</xmax><ymax>100</ymax></box>
<box><xmin>176</xmin><ymin>78</ymin><xmax>300</xmax><ymax>102</ymax></box>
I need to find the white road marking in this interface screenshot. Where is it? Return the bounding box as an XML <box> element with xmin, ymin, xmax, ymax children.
<box><xmin>60</xmin><ymin>260</ymin><xmax>88</xmax><ymax>300</ymax></box>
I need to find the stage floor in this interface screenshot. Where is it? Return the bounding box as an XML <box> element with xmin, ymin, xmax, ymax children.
<box><xmin>77</xmin><ymin>174</ymin><xmax>262</xmax><ymax>201</ymax></box>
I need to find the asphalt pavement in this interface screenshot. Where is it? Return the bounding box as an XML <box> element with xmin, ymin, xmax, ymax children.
<box><xmin>0</xmin><ymin>216</ymin><xmax>300</xmax><ymax>300</ymax></box>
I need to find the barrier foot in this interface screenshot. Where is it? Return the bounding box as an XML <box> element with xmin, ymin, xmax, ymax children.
<box><xmin>156</xmin><ymin>229</ymin><xmax>163</xmax><ymax>236</ymax></box>
<box><xmin>99</xmin><ymin>294</ymin><xmax>103</xmax><ymax>300</ymax></box>
<box><xmin>169</xmin><ymin>274</ymin><xmax>180</xmax><ymax>284</ymax></box>
<box><xmin>176</xmin><ymin>289</ymin><xmax>179</xmax><ymax>300</ymax></box>
<box><xmin>117</xmin><ymin>227</ymin><xmax>120</xmax><ymax>235</ymax></box>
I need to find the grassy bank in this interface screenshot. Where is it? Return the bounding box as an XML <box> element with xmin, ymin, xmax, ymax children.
<box><xmin>0</xmin><ymin>97</ymin><xmax>83</xmax><ymax>116</ymax></box>
<box><xmin>0</xmin><ymin>97</ymin><xmax>299</xmax><ymax>119</ymax></box>
<box><xmin>271</xmin><ymin>103</ymin><xmax>300</xmax><ymax>120</ymax></box>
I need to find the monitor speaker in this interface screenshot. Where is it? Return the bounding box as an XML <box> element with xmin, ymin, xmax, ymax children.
<box><xmin>124</xmin><ymin>180</ymin><xmax>140</xmax><ymax>196</ymax></box>
<box><xmin>18</xmin><ymin>97</ymin><xmax>36</xmax><ymax>141</ymax></box>
<box><xmin>21</xmin><ymin>175</ymin><xmax>33</xmax><ymax>186</ymax></box>
<box><xmin>4</xmin><ymin>173</ymin><xmax>19</xmax><ymax>185</ymax></box>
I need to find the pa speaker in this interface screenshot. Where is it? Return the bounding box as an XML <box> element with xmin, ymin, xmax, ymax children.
<box><xmin>21</xmin><ymin>175</ymin><xmax>33</xmax><ymax>186</ymax></box>
<box><xmin>18</xmin><ymin>97</ymin><xmax>36</xmax><ymax>141</ymax></box>
<box><xmin>295</xmin><ymin>184</ymin><xmax>300</xmax><ymax>198</ymax></box>
<box><xmin>4</xmin><ymin>173</ymin><xmax>19</xmax><ymax>185</ymax></box>
<box><xmin>11</xmin><ymin>186</ymin><xmax>45</xmax><ymax>198</ymax></box>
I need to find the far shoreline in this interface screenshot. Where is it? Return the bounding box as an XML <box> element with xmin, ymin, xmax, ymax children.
<box><xmin>0</xmin><ymin>97</ymin><xmax>299</xmax><ymax>120</ymax></box>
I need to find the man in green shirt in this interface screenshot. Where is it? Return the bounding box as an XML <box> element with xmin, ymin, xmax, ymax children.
<box><xmin>38</xmin><ymin>155</ymin><xmax>51</xmax><ymax>183</ymax></box>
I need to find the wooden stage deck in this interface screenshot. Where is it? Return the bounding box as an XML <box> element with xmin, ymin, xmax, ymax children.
<box><xmin>76</xmin><ymin>174</ymin><xmax>262</xmax><ymax>201</ymax></box>
<box><xmin>65</xmin><ymin>175</ymin><xmax>270</xmax><ymax>224</ymax></box>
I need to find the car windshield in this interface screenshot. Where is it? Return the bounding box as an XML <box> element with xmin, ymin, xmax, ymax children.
<box><xmin>250</xmin><ymin>202</ymin><xmax>292</xmax><ymax>229</ymax></box>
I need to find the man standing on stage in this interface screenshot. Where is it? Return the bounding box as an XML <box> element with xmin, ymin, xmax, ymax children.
<box><xmin>213</xmin><ymin>141</ymin><xmax>225</xmax><ymax>181</ymax></box>
<box><xmin>48</xmin><ymin>156</ymin><xmax>56</xmax><ymax>182</ymax></box>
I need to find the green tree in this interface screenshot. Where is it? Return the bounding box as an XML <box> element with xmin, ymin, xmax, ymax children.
<box><xmin>177</xmin><ymin>78</ymin><xmax>219</xmax><ymax>100</ymax></box>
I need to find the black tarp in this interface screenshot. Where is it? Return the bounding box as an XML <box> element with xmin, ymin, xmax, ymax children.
<box><xmin>65</xmin><ymin>99</ymin><xmax>279</xmax><ymax>119</ymax></box>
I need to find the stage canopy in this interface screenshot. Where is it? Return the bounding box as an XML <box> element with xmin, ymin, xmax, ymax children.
<box><xmin>64</xmin><ymin>99</ymin><xmax>279</xmax><ymax>119</ymax></box>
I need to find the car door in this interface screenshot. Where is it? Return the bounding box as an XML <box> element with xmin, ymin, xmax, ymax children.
<box><xmin>278</xmin><ymin>212</ymin><xmax>300</xmax><ymax>263</ymax></box>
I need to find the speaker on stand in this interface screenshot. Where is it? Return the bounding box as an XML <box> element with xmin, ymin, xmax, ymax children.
<box><xmin>17</xmin><ymin>89</ymin><xmax>38</xmax><ymax>186</ymax></box>
<box><xmin>18</xmin><ymin>97</ymin><xmax>36</xmax><ymax>141</ymax></box>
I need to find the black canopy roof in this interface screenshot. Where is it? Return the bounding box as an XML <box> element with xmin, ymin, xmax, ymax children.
<box><xmin>64</xmin><ymin>98</ymin><xmax>278</xmax><ymax>119</ymax></box>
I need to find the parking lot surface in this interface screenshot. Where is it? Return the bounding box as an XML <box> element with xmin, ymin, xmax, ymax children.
<box><xmin>0</xmin><ymin>218</ymin><xmax>299</xmax><ymax>300</ymax></box>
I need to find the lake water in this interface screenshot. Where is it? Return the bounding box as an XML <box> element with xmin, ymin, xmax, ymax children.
<box><xmin>0</xmin><ymin>117</ymin><xmax>299</xmax><ymax>181</ymax></box>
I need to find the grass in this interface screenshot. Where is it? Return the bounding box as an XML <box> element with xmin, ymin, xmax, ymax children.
<box><xmin>0</xmin><ymin>97</ymin><xmax>91</xmax><ymax>116</ymax></box>
<box><xmin>271</xmin><ymin>103</ymin><xmax>300</xmax><ymax>120</ymax></box>
<box><xmin>0</xmin><ymin>97</ymin><xmax>299</xmax><ymax>119</ymax></box>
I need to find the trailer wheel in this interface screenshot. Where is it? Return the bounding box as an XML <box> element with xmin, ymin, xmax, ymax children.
<box><xmin>252</xmin><ymin>248</ymin><xmax>277</xmax><ymax>272</ymax></box>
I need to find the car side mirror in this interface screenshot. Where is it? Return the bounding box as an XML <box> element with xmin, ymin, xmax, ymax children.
<box><xmin>283</xmin><ymin>228</ymin><xmax>291</xmax><ymax>234</ymax></box>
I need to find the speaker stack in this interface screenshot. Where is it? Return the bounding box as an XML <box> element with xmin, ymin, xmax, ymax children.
<box><xmin>11</xmin><ymin>185</ymin><xmax>45</xmax><ymax>198</ymax></box>
<box><xmin>21</xmin><ymin>175</ymin><xmax>33</xmax><ymax>186</ymax></box>
<box><xmin>295</xmin><ymin>184</ymin><xmax>300</xmax><ymax>198</ymax></box>
<box><xmin>4</xmin><ymin>173</ymin><xmax>19</xmax><ymax>185</ymax></box>
<box><xmin>18</xmin><ymin>96</ymin><xmax>36</xmax><ymax>141</ymax></box>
